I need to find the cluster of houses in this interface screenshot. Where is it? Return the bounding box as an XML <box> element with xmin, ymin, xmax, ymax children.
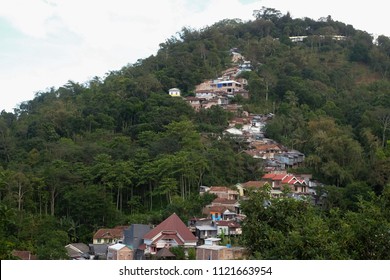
<box><xmin>224</xmin><ymin>113</ymin><xmax>307</xmax><ymax>172</ymax></box>
<box><xmin>65</xmin><ymin>211</ymin><xmax>246</xmax><ymax>261</ymax></box>
<box><xmin>63</xmin><ymin>170</ymin><xmax>319</xmax><ymax>261</ymax></box>
<box><xmin>168</xmin><ymin>50</ymin><xmax>251</xmax><ymax>112</ymax></box>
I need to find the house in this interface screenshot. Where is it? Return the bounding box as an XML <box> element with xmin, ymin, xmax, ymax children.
<box><xmin>142</xmin><ymin>213</ymin><xmax>197</xmax><ymax>255</ymax></box>
<box><xmin>238</xmin><ymin>180</ymin><xmax>281</xmax><ymax>196</ymax></box>
<box><xmin>195</xmin><ymin>90</ymin><xmax>216</xmax><ymax>100</ymax></box>
<box><xmin>185</xmin><ymin>96</ymin><xmax>206</xmax><ymax>111</ymax></box>
<box><xmin>274</xmin><ymin>151</ymin><xmax>305</xmax><ymax>168</ymax></box>
<box><xmin>195</xmin><ymin>224</ymin><xmax>218</xmax><ymax>241</ymax></box>
<box><xmin>264</xmin><ymin>158</ymin><xmax>286</xmax><ymax>171</ymax></box>
<box><xmin>217</xmin><ymin>80</ymin><xmax>242</xmax><ymax>93</ymax></box>
<box><xmin>203</xmin><ymin>205</ymin><xmax>225</xmax><ymax>221</ymax></box>
<box><xmin>188</xmin><ymin>217</ymin><xmax>211</xmax><ymax>233</ymax></box>
<box><xmin>216</xmin><ymin>220</ymin><xmax>242</xmax><ymax>236</ymax></box>
<box><xmin>168</xmin><ymin>88</ymin><xmax>181</xmax><ymax>97</ymax></box>
<box><xmin>107</xmin><ymin>244</ymin><xmax>133</xmax><ymax>260</ymax></box>
<box><xmin>93</xmin><ymin>226</ymin><xmax>127</xmax><ymax>244</ymax></box>
<box><xmin>65</xmin><ymin>243</ymin><xmax>90</xmax><ymax>259</ymax></box>
<box><xmin>262</xmin><ymin>173</ymin><xmax>308</xmax><ymax>193</ymax></box>
<box><xmin>208</xmin><ymin>186</ymin><xmax>239</xmax><ymax>200</ymax></box>
<box><xmin>123</xmin><ymin>224</ymin><xmax>151</xmax><ymax>260</ymax></box>
<box><xmin>211</xmin><ymin>198</ymin><xmax>240</xmax><ymax>213</ymax></box>
<box><xmin>249</xmin><ymin>142</ymin><xmax>285</xmax><ymax>159</ymax></box>
<box><xmin>196</xmin><ymin>244</ymin><xmax>247</xmax><ymax>260</ymax></box>
<box><xmin>222</xmin><ymin>209</ymin><xmax>237</xmax><ymax>220</ymax></box>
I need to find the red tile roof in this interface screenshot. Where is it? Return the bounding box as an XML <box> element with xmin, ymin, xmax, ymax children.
<box><xmin>272</xmin><ymin>174</ymin><xmax>288</xmax><ymax>181</ymax></box>
<box><xmin>209</xmin><ymin>186</ymin><xmax>229</xmax><ymax>192</ymax></box>
<box><xmin>93</xmin><ymin>226</ymin><xmax>126</xmax><ymax>239</ymax></box>
<box><xmin>242</xmin><ymin>181</ymin><xmax>266</xmax><ymax>188</ymax></box>
<box><xmin>282</xmin><ymin>175</ymin><xmax>296</xmax><ymax>184</ymax></box>
<box><xmin>262</xmin><ymin>173</ymin><xmax>277</xmax><ymax>179</ymax></box>
<box><xmin>212</xmin><ymin>198</ymin><xmax>238</xmax><ymax>205</ymax></box>
<box><xmin>207</xmin><ymin>206</ymin><xmax>228</xmax><ymax>213</ymax></box>
<box><xmin>143</xmin><ymin>213</ymin><xmax>197</xmax><ymax>243</ymax></box>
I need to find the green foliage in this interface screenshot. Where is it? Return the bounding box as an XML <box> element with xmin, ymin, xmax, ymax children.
<box><xmin>241</xmin><ymin>189</ymin><xmax>390</xmax><ymax>259</ymax></box>
<box><xmin>169</xmin><ymin>246</ymin><xmax>185</xmax><ymax>260</ymax></box>
<box><xmin>187</xmin><ymin>247</ymin><xmax>196</xmax><ymax>260</ymax></box>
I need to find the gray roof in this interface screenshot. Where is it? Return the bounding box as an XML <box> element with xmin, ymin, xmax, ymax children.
<box><xmin>89</xmin><ymin>244</ymin><xmax>108</xmax><ymax>256</ymax></box>
<box><xmin>65</xmin><ymin>243</ymin><xmax>90</xmax><ymax>259</ymax></box>
<box><xmin>196</xmin><ymin>225</ymin><xmax>217</xmax><ymax>231</ymax></box>
<box><xmin>69</xmin><ymin>243</ymin><xmax>89</xmax><ymax>253</ymax></box>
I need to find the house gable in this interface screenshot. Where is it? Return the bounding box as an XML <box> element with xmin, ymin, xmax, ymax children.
<box><xmin>143</xmin><ymin>213</ymin><xmax>197</xmax><ymax>244</ymax></box>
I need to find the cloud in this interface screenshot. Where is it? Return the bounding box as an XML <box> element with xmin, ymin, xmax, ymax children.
<box><xmin>0</xmin><ymin>0</ymin><xmax>56</xmax><ymax>38</ymax></box>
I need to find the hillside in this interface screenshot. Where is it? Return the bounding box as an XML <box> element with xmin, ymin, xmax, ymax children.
<box><xmin>1</xmin><ymin>7</ymin><xmax>390</xmax><ymax>259</ymax></box>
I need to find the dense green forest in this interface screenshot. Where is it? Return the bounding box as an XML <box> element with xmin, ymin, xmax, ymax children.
<box><xmin>1</xmin><ymin>7</ymin><xmax>390</xmax><ymax>259</ymax></box>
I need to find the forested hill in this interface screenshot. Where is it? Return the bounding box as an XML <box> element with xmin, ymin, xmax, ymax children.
<box><xmin>1</xmin><ymin>7</ymin><xmax>390</xmax><ymax>259</ymax></box>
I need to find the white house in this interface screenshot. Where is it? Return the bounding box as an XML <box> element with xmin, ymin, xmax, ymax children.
<box><xmin>169</xmin><ymin>88</ymin><xmax>181</xmax><ymax>97</ymax></box>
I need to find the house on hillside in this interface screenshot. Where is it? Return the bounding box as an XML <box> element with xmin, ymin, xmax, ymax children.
<box><xmin>142</xmin><ymin>213</ymin><xmax>197</xmax><ymax>255</ymax></box>
<box><xmin>185</xmin><ymin>96</ymin><xmax>206</xmax><ymax>111</ymax></box>
<box><xmin>208</xmin><ymin>186</ymin><xmax>239</xmax><ymax>200</ymax></box>
<box><xmin>203</xmin><ymin>205</ymin><xmax>227</xmax><ymax>221</ymax></box>
<box><xmin>211</xmin><ymin>198</ymin><xmax>240</xmax><ymax>212</ymax></box>
<box><xmin>262</xmin><ymin>173</ymin><xmax>308</xmax><ymax>193</ymax></box>
<box><xmin>203</xmin><ymin>198</ymin><xmax>241</xmax><ymax>221</ymax></box>
<box><xmin>237</xmin><ymin>180</ymin><xmax>283</xmax><ymax>197</ymax></box>
<box><xmin>274</xmin><ymin>150</ymin><xmax>305</xmax><ymax>168</ymax></box>
<box><xmin>93</xmin><ymin>226</ymin><xmax>127</xmax><ymax>244</ymax></box>
<box><xmin>216</xmin><ymin>220</ymin><xmax>242</xmax><ymax>236</ymax></box>
<box><xmin>195</xmin><ymin>224</ymin><xmax>218</xmax><ymax>241</ymax></box>
<box><xmin>168</xmin><ymin>88</ymin><xmax>181</xmax><ymax>97</ymax></box>
<box><xmin>249</xmin><ymin>142</ymin><xmax>285</xmax><ymax>159</ymax></box>
<box><xmin>195</xmin><ymin>90</ymin><xmax>216</xmax><ymax>100</ymax></box>
<box><xmin>217</xmin><ymin>80</ymin><xmax>242</xmax><ymax>94</ymax></box>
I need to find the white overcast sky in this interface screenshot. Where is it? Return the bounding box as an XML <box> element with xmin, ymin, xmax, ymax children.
<box><xmin>0</xmin><ymin>0</ymin><xmax>388</xmax><ymax>112</ymax></box>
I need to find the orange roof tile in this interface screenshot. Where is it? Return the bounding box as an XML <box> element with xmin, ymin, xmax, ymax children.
<box><xmin>212</xmin><ymin>198</ymin><xmax>238</xmax><ymax>205</ymax></box>
<box><xmin>209</xmin><ymin>186</ymin><xmax>229</xmax><ymax>192</ymax></box>
<box><xmin>242</xmin><ymin>181</ymin><xmax>266</xmax><ymax>188</ymax></box>
<box><xmin>272</xmin><ymin>174</ymin><xmax>288</xmax><ymax>181</ymax></box>
<box><xmin>93</xmin><ymin>226</ymin><xmax>126</xmax><ymax>239</ymax></box>
<box><xmin>262</xmin><ymin>173</ymin><xmax>277</xmax><ymax>179</ymax></box>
